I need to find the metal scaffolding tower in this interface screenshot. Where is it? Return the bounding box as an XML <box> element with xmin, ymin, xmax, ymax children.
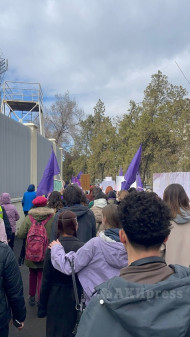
<box><xmin>1</xmin><ymin>81</ymin><xmax>45</xmax><ymax>136</ymax></box>
<box><xmin>0</xmin><ymin>51</ymin><xmax>8</xmax><ymax>106</ymax></box>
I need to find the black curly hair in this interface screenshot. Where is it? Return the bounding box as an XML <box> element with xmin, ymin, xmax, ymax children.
<box><xmin>63</xmin><ymin>184</ymin><xmax>83</xmax><ymax>206</ymax></box>
<box><xmin>48</xmin><ymin>191</ymin><xmax>63</xmax><ymax>210</ymax></box>
<box><xmin>118</xmin><ymin>191</ymin><xmax>172</xmax><ymax>248</ymax></box>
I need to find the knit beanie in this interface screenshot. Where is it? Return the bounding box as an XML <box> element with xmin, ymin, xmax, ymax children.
<box><xmin>32</xmin><ymin>196</ymin><xmax>47</xmax><ymax>207</ymax></box>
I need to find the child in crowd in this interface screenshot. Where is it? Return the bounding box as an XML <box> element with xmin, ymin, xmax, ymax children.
<box><xmin>38</xmin><ymin>211</ymin><xmax>83</xmax><ymax>337</ymax></box>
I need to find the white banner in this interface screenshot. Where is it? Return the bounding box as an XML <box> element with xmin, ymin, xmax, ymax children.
<box><xmin>101</xmin><ymin>180</ymin><xmax>115</xmax><ymax>192</ymax></box>
<box><xmin>153</xmin><ymin>172</ymin><xmax>190</xmax><ymax>199</ymax></box>
<box><xmin>115</xmin><ymin>176</ymin><xmax>125</xmax><ymax>191</ymax></box>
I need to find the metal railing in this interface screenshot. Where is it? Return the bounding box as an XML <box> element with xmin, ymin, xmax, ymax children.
<box><xmin>2</xmin><ymin>81</ymin><xmax>43</xmax><ymax>108</ymax></box>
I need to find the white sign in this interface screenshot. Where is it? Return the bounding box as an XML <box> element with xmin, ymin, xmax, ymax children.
<box><xmin>104</xmin><ymin>177</ymin><xmax>112</xmax><ymax>181</ymax></box>
<box><xmin>115</xmin><ymin>176</ymin><xmax>125</xmax><ymax>191</ymax></box>
<box><xmin>153</xmin><ymin>172</ymin><xmax>190</xmax><ymax>199</ymax></box>
<box><xmin>101</xmin><ymin>180</ymin><xmax>115</xmax><ymax>192</ymax></box>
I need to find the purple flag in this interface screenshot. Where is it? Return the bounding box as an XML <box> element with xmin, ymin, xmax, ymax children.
<box><xmin>71</xmin><ymin>176</ymin><xmax>81</xmax><ymax>187</ymax></box>
<box><xmin>37</xmin><ymin>149</ymin><xmax>60</xmax><ymax>196</ymax></box>
<box><xmin>121</xmin><ymin>145</ymin><xmax>142</xmax><ymax>191</ymax></box>
<box><xmin>119</xmin><ymin>167</ymin><xmax>123</xmax><ymax>176</ymax></box>
<box><xmin>136</xmin><ymin>171</ymin><xmax>143</xmax><ymax>191</ymax></box>
<box><xmin>76</xmin><ymin>171</ymin><xmax>83</xmax><ymax>179</ymax></box>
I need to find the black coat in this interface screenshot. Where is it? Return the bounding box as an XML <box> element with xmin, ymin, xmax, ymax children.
<box><xmin>38</xmin><ymin>236</ymin><xmax>84</xmax><ymax>337</ymax></box>
<box><xmin>50</xmin><ymin>205</ymin><xmax>96</xmax><ymax>243</ymax></box>
<box><xmin>0</xmin><ymin>242</ymin><xmax>26</xmax><ymax>329</ymax></box>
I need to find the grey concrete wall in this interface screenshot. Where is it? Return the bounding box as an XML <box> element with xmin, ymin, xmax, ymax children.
<box><xmin>0</xmin><ymin>113</ymin><xmax>31</xmax><ymax>198</ymax></box>
<box><xmin>0</xmin><ymin>114</ymin><xmax>62</xmax><ymax>229</ymax></box>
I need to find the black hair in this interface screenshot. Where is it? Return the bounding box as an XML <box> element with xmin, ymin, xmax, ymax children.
<box><xmin>128</xmin><ymin>187</ymin><xmax>137</xmax><ymax>193</ymax></box>
<box><xmin>48</xmin><ymin>191</ymin><xmax>63</xmax><ymax>210</ymax></box>
<box><xmin>92</xmin><ymin>187</ymin><xmax>101</xmax><ymax>198</ymax></box>
<box><xmin>80</xmin><ymin>192</ymin><xmax>88</xmax><ymax>206</ymax></box>
<box><xmin>118</xmin><ymin>191</ymin><xmax>172</xmax><ymax>249</ymax></box>
<box><xmin>108</xmin><ymin>190</ymin><xmax>116</xmax><ymax>199</ymax></box>
<box><xmin>93</xmin><ymin>187</ymin><xmax>107</xmax><ymax>200</ymax></box>
<box><xmin>94</xmin><ymin>191</ymin><xmax>107</xmax><ymax>200</ymax></box>
<box><xmin>63</xmin><ymin>184</ymin><xmax>83</xmax><ymax>206</ymax></box>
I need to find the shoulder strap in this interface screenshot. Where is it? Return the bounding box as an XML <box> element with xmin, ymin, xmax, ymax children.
<box><xmin>69</xmin><ymin>257</ymin><xmax>86</xmax><ymax>335</ymax></box>
<box><xmin>29</xmin><ymin>214</ymin><xmax>52</xmax><ymax>226</ymax></box>
<box><xmin>70</xmin><ymin>257</ymin><xmax>80</xmax><ymax>310</ymax></box>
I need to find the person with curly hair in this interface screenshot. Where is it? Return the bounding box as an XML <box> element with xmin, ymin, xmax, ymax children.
<box><xmin>163</xmin><ymin>183</ymin><xmax>190</xmax><ymax>267</ymax></box>
<box><xmin>75</xmin><ymin>192</ymin><xmax>190</xmax><ymax>337</ymax></box>
<box><xmin>47</xmin><ymin>191</ymin><xmax>63</xmax><ymax>212</ymax></box>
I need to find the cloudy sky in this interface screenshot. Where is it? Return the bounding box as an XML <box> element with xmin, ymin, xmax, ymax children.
<box><xmin>1</xmin><ymin>0</ymin><xmax>190</xmax><ymax>117</ymax></box>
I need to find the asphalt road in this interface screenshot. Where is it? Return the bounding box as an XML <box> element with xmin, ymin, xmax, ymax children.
<box><xmin>9</xmin><ymin>238</ymin><xmax>46</xmax><ymax>337</ymax></box>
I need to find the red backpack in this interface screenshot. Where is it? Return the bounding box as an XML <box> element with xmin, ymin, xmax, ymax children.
<box><xmin>25</xmin><ymin>214</ymin><xmax>52</xmax><ymax>262</ymax></box>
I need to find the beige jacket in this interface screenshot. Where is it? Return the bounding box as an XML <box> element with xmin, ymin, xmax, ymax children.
<box><xmin>91</xmin><ymin>198</ymin><xmax>107</xmax><ymax>233</ymax></box>
<box><xmin>165</xmin><ymin>219</ymin><xmax>190</xmax><ymax>267</ymax></box>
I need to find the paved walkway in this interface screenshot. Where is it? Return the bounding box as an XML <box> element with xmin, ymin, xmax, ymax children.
<box><xmin>9</xmin><ymin>238</ymin><xmax>46</xmax><ymax>337</ymax></box>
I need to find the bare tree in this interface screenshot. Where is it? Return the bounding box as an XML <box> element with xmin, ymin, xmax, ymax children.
<box><xmin>44</xmin><ymin>92</ymin><xmax>83</xmax><ymax>147</ymax></box>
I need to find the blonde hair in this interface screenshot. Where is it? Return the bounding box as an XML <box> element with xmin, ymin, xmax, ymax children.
<box><xmin>118</xmin><ymin>190</ymin><xmax>129</xmax><ymax>201</ymax></box>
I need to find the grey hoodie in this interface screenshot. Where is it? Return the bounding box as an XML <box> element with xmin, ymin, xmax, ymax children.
<box><xmin>76</xmin><ymin>264</ymin><xmax>190</xmax><ymax>337</ymax></box>
<box><xmin>173</xmin><ymin>208</ymin><xmax>190</xmax><ymax>224</ymax></box>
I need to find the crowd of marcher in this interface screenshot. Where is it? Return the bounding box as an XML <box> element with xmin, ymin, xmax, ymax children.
<box><xmin>0</xmin><ymin>182</ymin><xmax>190</xmax><ymax>337</ymax></box>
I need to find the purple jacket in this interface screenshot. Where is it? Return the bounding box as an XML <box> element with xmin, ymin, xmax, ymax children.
<box><xmin>0</xmin><ymin>193</ymin><xmax>20</xmax><ymax>233</ymax></box>
<box><xmin>51</xmin><ymin>232</ymin><xmax>128</xmax><ymax>303</ymax></box>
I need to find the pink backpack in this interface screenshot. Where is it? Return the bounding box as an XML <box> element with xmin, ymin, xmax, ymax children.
<box><xmin>25</xmin><ymin>214</ymin><xmax>52</xmax><ymax>262</ymax></box>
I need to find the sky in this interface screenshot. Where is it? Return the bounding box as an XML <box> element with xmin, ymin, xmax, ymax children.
<box><xmin>1</xmin><ymin>0</ymin><xmax>190</xmax><ymax>118</ymax></box>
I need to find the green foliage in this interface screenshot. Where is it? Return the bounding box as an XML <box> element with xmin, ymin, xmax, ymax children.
<box><xmin>62</xmin><ymin>71</ymin><xmax>190</xmax><ymax>184</ymax></box>
<box><xmin>88</xmin><ymin>118</ymin><xmax>119</xmax><ymax>181</ymax></box>
<box><xmin>117</xmin><ymin>71</ymin><xmax>190</xmax><ymax>185</ymax></box>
